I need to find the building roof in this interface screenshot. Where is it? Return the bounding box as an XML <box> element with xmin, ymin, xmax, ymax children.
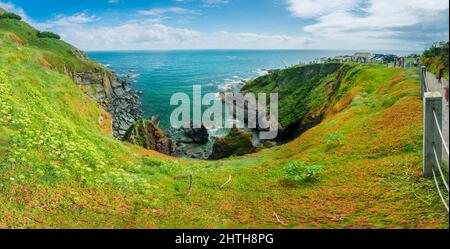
<box><xmin>353</xmin><ymin>52</ymin><xmax>372</xmax><ymax>57</ymax></box>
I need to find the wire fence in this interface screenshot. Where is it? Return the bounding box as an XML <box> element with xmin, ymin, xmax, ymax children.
<box><xmin>420</xmin><ymin>66</ymin><xmax>449</xmax><ymax>212</ymax></box>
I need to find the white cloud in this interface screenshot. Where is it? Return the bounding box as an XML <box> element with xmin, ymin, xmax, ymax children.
<box><xmin>0</xmin><ymin>1</ymin><xmax>31</xmax><ymax>23</ymax></box>
<box><xmin>285</xmin><ymin>0</ymin><xmax>449</xmax><ymax>50</ymax></box>
<box><xmin>174</xmin><ymin>0</ymin><xmax>230</xmax><ymax>7</ymax></box>
<box><xmin>286</xmin><ymin>0</ymin><xmax>358</xmax><ymax>18</ymax></box>
<box><xmin>1</xmin><ymin>1</ymin><xmax>310</xmax><ymax>50</ymax></box>
<box><xmin>37</xmin><ymin>13</ymin><xmax>99</xmax><ymax>30</ymax></box>
<box><xmin>201</xmin><ymin>0</ymin><xmax>229</xmax><ymax>7</ymax></box>
<box><xmin>138</xmin><ymin>7</ymin><xmax>199</xmax><ymax>16</ymax></box>
<box><xmin>2</xmin><ymin>0</ymin><xmax>447</xmax><ymax>51</ymax></box>
<box><xmin>51</xmin><ymin>21</ymin><xmax>310</xmax><ymax>51</ymax></box>
<box><xmin>62</xmin><ymin>21</ymin><xmax>202</xmax><ymax>50</ymax></box>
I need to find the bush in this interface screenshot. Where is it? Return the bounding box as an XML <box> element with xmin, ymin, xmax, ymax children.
<box><xmin>0</xmin><ymin>12</ymin><xmax>22</xmax><ymax>20</ymax></box>
<box><xmin>283</xmin><ymin>161</ymin><xmax>325</xmax><ymax>183</ymax></box>
<box><xmin>37</xmin><ymin>31</ymin><xmax>61</xmax><ymax>40</ymax></box>
<box><xmin>325</xmin><ymin>132</ymin><xmax>344</xmax><ymax>145</ymax></box>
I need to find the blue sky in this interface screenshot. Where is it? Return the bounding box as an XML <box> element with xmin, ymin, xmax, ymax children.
<box><xmin>1</xmin><ymin>0</ymin><xmax>448</xmax><ymax>51</ymax></box>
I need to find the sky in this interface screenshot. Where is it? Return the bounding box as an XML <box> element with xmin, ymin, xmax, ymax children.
<box><xmin>0</xmin><ymin>0</ymin><xmax>449</xmax><ymax>51</ymax></box>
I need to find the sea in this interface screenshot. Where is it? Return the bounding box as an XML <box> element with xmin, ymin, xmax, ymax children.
<box><xmin>88</xmin><ymin>49</ymin><xmax>418</xmax><ymax>130</ymax></box>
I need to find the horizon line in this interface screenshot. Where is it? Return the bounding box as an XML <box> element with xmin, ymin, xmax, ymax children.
<box><xmin>84</xmin><ymin>48</ymin><xmax>423</xmax><ymax>53</ymax></box>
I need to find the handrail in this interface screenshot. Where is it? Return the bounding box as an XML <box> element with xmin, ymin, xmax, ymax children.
<box><xmin>432</xmin><ymin>109</ymin><xmax>449</xmax><ymax>156</ymax></box>
<box><xmin>424</xmin><ymin>77</ymin><xmax>429</xmax><ymax>92</ymax></box>
<box><xmin>432</xmin><ymin>168</ymin><xmax>449</xmax><ymax>212</ymax></box>
<box><xmin>422</xmin><ymin>68</ymin><xmax>449</xmax><ymax>212</ymax></box>
<box><xmin>433</xmin><ymin>145</ymin><xmax>449</xmax><ymax>192</ymax></box>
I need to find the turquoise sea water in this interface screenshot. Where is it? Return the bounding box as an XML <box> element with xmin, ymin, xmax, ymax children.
<box><xmin>88</xmin><ymin>50</ymin><xmax>416</xmax><ymax>129</ymax></box>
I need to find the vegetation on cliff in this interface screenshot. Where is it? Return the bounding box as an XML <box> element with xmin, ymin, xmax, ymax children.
<box><xmin>0</xmin><ymin>12</ymin><xmax>104</xmax><ymax>73</ymax></box>
<box><xmin>242</xmin><ymin>63</ymin><xmax>352</xmax><ymax>139</ymax></box>
<box><xmin>420</xmin><ymin>41</ymin><xmax>449</xmax><ymax>80</ymax></box>
<box><xmin>0</xmin><ymin>12</ymin><xmax>447</xmax><ymax>228</ymax></box>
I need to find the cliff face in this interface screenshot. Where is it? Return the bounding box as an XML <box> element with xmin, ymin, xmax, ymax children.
<box><xmin>242</xmin><ymin>63</ymin><xmax>353</xmax><ymax>140</ymax></box>
<box><xmin>65</xmin><ymin>67</ymin><xmax>142</xmax><ymax>138</ymax></box>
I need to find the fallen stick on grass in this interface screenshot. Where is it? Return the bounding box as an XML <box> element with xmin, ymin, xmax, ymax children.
<box><xmin>187</xmin><ymin>175</ymin><xmax>193</xmax><ymax>196</ymax></box>
<box><xmin>220</xmin><ymin>175</ymin><xmax>232</xmax><ymax>188</ymax></box>
<box><xmin>273</xmin><ymin>211</ymin><xmax>288</xmax><ymax>226</ymax></box>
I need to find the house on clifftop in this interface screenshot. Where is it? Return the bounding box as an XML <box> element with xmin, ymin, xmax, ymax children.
<box><xmin>352</xmin><ymin>52</ymin><xmax>372</xmax><ymax>63</ymax></box>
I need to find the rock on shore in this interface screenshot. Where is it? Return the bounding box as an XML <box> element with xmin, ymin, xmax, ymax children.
<box><xmin>208</xmin><ymin>128</ymin><xmax>256</xmax><ymax>160</ymax></box>
<box><xmin>183</xmin><ymin>125</ymin><xmax>209</xmax><ymax>144</ymax></box>
<box><xmin>123</xmin><ymin>120</ymin><xmax>175</xmax><ymax>155</ymax></box>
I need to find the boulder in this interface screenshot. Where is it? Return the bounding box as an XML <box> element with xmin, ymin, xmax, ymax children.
<box><xmin>208</xmin><ymin>128</ymin><xmax>256</xmax><ymax>160</ymax></box>
<box><xmin>123</xmin><ymin>120</ymin><xmax>175</xmax><ymax>155</ymax></box>
<box><xmin>183</xmin><ymin>125</ymin><xmax>209</xmax><ymax>144</ymax></box>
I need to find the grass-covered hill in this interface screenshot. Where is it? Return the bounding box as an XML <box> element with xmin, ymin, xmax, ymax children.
<box><xmin>0</xmin><ymin>11</ymin><xmax>103</xmax><ymax>73</ymax></box>
<box><xmin>0</xmin><ymin>11</ymin><xmax>448</xmax><ymax>228</ymax></box>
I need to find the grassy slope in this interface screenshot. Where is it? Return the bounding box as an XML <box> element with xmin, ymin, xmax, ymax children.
<box><xmin>0</xmin><ymin>16</ymin><xmax>105</xmax><ymax>73</ymax></box>
<box><xmin>0</xmin><ymin>16</ymin><xmax>448</xmax><ymax>228</ymax></box>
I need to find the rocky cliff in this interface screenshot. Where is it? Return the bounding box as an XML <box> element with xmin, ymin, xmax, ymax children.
<box><xmin>65</xmin><ymin>67</ymin><xmax>143</xmax><ymax>138</ymax></box>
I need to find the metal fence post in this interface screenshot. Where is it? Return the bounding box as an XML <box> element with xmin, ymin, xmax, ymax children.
<box><xmin>420</xmin><ymin>66</ymin><xmax>426</xmax><ymax>99</ymax></box>
<box><xmin>423</xmin><ymin>91</ymin><xmax>443</xmax><ymax>177</ymax></box>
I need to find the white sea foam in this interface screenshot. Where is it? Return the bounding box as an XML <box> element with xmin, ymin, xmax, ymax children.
<box><xmin>217</xmin><ymin>79</ymin><xmax>245</xmax><ymax>92</ymax></box>
<box><xmin>254</xmin><ymin>68</ymin><xmax>269</xmax><ymax>76</ymax></box>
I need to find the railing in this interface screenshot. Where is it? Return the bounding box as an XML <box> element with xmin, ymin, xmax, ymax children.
<box><xmin>420</xmin><ymin>66</ymin><xmax>449</xmax><ymax>212</ymax></box>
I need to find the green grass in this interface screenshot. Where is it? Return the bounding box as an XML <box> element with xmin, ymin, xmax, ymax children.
<box><xmin>0</xmin><ymin>15</ymin><xmax>448</xmax><ymax>228</ymax></box>
<box><xmin>0</xmin><ymin>17</ymin><xmax>105</xmax><ymax>73</ymax></box>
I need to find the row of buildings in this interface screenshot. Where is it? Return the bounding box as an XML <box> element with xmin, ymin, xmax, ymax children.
<box><xmin>311</xmin><ymin>52</ymin><xmax>419</xmax><ymax>66</ymax></box>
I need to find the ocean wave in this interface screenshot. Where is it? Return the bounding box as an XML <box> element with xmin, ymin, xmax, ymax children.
<box><xmin>254</xmin><ymin>68</ymin><xmax>269</xmax><ymax>76</ymax></box>
<box><xmin>127</xmin><ymin>73</ymin><xmax>140</xmax><ymax>79</ymax></box>
<box><xmin>217</xmin><ymin>79</ymin><xmax>246</xmax><ymax>92</ymax></box>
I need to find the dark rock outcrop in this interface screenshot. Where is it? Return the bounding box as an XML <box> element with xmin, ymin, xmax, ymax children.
<box><xmin>183</xmin><ymin>125</ymin><xmax>209</xmax><ymax>144</ymax></box>
<box><xmin>172</xmin><ymin>142</ymin><xmax>212</xmax><ymax>159</ymax></box>
<box><xmin>123</xmin><ymin>120</ymin><xmax>175</xmax><ymax>155</ymax></box>
<box><xmin>208</xmin><ymin>128</ymin><xmax>256</xmax><ymax>160</ymax></box>
<box><xmin>65</xmin><ymin>67</ymin><xmax>142</xmax><ymax>138</ymax></box>
<box><xmin>169</xmin><ymin>126</ymin><xmax>212</xmax><ymax>159</ymax></box>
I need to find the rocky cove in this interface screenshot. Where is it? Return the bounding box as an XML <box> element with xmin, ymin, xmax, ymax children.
<box><xmin>66</xmin><ymin>61</ymin><xmax>350</xmax><ymax>160</ymax></box>
<box><xmin>64</xmin><ymin>59</ymin><xmax>255</xmax><ymax>160</ymax></box>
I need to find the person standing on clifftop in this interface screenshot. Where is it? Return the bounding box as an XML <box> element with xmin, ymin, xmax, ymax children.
<box><xmin>438</xmin><ymin>68</ymin><xmax>444</xmax><ymax>84</ymax></box>
<box><xmin>439</xmin><ymin>68</ymin><xmax>450</xmax><ymax>106</ymax></box>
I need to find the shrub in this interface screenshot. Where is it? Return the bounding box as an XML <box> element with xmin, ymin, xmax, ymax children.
<box><xmin>283</xmin><ymin>161</ymin><xmax>325</xmax><ymax>183</ymax></box>
<box><xmin>37</xmin><ymin>31</ymin><xmax>61</xmax><ymax>40</ymax></box>
<box><xmin>0</xmin><ymin>12</ymin><xmax>22</xmax><ymax>20</ymax></box>
<box><xmin>325</xmin><ymin>132</ymin><xmax>344</xmax><ymax>145</ymax></box>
